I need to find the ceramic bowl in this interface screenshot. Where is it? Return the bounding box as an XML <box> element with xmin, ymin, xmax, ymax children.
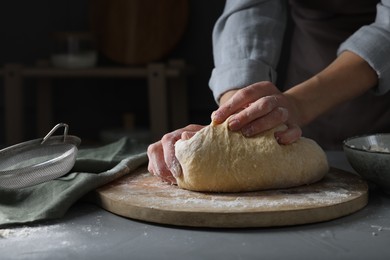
<box><xmin>343</xmin><ymin>133</ymin><xmax>390</xmax><ymax>194</ymax></box>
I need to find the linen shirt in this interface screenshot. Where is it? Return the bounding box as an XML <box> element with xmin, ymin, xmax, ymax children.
<box><xmin>209</xmin><ymin>0</ymin><xmax>390</xmax><ymax>103</ymax></box>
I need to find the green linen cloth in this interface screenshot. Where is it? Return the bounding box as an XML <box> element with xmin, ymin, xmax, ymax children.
<box><xmin>0</xmin><ymin>138</ymin><xmax>148</xmax><ymax>227</ymax></box>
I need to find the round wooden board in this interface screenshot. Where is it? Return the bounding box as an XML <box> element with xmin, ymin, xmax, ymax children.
<box><xmin>88</xmin><ymin>0</ymin><xmax>189</xmax><ymax>65</ymax></box>
<box><xmin>90</xmin><ymin>167</ymin><xmax>368</xmax><ymax>228</ymax></box>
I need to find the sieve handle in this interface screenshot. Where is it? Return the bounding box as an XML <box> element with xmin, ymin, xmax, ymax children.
<box><xmin>41</xmin><ymin>123</ymin><xmax>69</xmax><ymax>144</ymax></box>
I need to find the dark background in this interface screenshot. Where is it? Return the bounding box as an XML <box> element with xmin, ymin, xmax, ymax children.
<box><xmin>0</xmin><ymin>0</ymin><xmax>225</xmax><ymax>146</ymax></box>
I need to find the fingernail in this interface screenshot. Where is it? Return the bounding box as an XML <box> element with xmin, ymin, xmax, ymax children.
<box><xmin>211</xmin><ymin>111</ymin><xmax>216</xmax><ymax>119</ymax></box>
<box><xmin>211</xmin><ymin>111</ymin><xmax>221</xmax><ymax>123</ymax></box>
<box><xmin>181</xmin><ymin>131</ymin><xmax>191</xmax><ymax>140</ymax></box>
<box><xmin>228</xmin><ymin>119</ymin><xmax>240</xmax><ymax>130</ymax></box>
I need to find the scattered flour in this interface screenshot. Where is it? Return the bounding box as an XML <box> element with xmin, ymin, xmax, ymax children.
<box><xmin>0</xmin><ymin>224</ymin><xmax>68</xmax><ymax>239</ymax></box>
<box><xmin>371</xmin><ymin>225</ymin><xmax>390</xmax><ymax>232</ymax></box>
<box><xmin>0</xmin><ymin>215</ymin><xmax>105</xmax><ymax>241</ymax></box>
<box><xmin>106</xmin><ymin>171</ymin><xmax>362</xmax><ymax>213</ymax></box>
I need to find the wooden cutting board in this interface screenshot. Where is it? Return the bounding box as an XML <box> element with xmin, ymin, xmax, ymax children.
<box><xmin>89</xmin><ymin>167</ymin><xmax>368</xmax><ymax>228</ymax></box>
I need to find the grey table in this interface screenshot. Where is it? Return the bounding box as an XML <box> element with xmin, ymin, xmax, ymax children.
<box><xmin>1</xmin><ymin>151</ymin><xmax>389</xmax><ymax>260</ymax></box>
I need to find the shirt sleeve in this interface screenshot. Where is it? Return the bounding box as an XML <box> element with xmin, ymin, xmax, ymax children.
<box><xmin>338</xmin><ymin>0</ymin><xmax>390</xmax><ymax>95</ymax></box>
<box><xmin>208</xmin><ymin>0</ymin><xmax>287</xmax><ymax>103</ymax></box>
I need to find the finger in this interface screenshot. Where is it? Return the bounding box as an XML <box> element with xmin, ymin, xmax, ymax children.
<box><xmin>161</xmin><ymin>133</ymin><xmax>183</xmax><ymax>178</ymax></box>
<box><xmin>228</xmin><ymin>95</ymin><xmax>281</xmax><ymax>131</ymax></box>
<box><xmin>240</xmin><ymin>106</ymin><xmax>289</xmax><ymax>137</ymax></box>
<box><xmin>181</xmin><ymin>131</ymin><xmax>196</xmax><ymax>140</ymax></box>
<box><xmin>147</xmin><ymin>144</ymin><xmax>156</xmax><ymax>175</ymax></box>
<box><xmin>274</xmin><ymin>124</ymin><xmax>302</xmax><ymax>144</ymax></box>
<box><xmin>159</xmin><ymin>172</ymin><xmax>177</xmax><ymax>184</ymax></box>
<box><xmin>212</xmin><ymin>82</ymin><xmax>277</xmax><ymax>124</ymax></box>
<box><xmin>148</xmin><ymin>124</ymin><xmax>205</xmax><ymax>183</ymax></box>
<box><xmin>147</xmin><ymin>141</ymin><xmax>161</xmax><ymax>175</ymax></box>
<box><xmin>147</xmin><ymin>158</ymin><xmax>155</xmax><ymax>176</ymax></box>
<box><xmin>212</xmin><ymin>87</ymin><xmax>258</xmax><ymax>124</ymax></box>
<box><xmin>147</xmin><ymin>142</ymin><xmax>172</xmax><ymax>180</ymax></box>
<box><xmin>147</xmin><ymin>143</ymin><xmax>177</xmax><ymax>184</ymax></box>
<box><xmin>161</xmin><ymin>125</ymin><xmax>204</xmax><ymax>177</ymax></box>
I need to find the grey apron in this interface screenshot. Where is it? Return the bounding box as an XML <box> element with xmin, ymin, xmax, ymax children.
<box><xmin>283</xmin><ymin>0</ymin><xmax>390</xmax><ymax>150</ymax></box>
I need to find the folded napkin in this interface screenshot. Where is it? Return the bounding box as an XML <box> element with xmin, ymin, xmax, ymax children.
<box><xmin>0</xmin><ymin>138</ymin><xmax>148</xmax><ymax>227</ymax></box>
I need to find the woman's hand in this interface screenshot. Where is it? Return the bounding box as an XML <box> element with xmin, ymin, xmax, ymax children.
<box><xmin>147</xmin><ymin>124</ymin><xmax>205</xmax><ymax>184</ymax></box>
<box><xmin>212</xmin><ymin>81</ymin><xmax>302</xmax><ymax>144</ymax></box>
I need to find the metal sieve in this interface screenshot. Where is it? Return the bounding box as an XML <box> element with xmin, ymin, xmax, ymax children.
<box><xmin>0</xmin><ymin>123</ymin><xmax>81</xmax><ymax>189</ymax></box>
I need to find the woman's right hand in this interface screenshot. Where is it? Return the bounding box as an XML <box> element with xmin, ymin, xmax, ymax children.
<box><xmin>147</xmin><ymin>124</ymin><xmax>205</xmax><ymax>184</ymax></box>
<box><xmin>212</xmin><ymin>81</ymin><xmax>302</xmax><ymax>144</ymax></box>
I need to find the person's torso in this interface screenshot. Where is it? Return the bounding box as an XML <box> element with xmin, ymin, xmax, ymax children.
<box><xmin>283</xmin><ymin>0</ymin><xmax>390</xmax><ymax>150</ymax></box>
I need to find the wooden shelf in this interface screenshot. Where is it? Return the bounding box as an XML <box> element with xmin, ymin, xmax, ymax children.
<box><xmin>8</xmin><ymin>66</ymin><xmax>182</xmax><ymax>78</ymax></box>
<box><xmin>0</xmin><ymin>60</ymin><xmax>190</xmax><ymax>145</ymax></box>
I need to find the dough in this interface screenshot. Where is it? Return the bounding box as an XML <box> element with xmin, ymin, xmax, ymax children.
<box><xmin>174</xmin><ymin>120</ymin><xmax>329</xmax><ymax>192</ymax></box>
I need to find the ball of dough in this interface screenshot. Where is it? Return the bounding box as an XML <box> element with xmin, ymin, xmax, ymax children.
<box><xmin>174</xmin><ymin>121</ymin><xmax>329</xmax><ymax>192</ymax></box>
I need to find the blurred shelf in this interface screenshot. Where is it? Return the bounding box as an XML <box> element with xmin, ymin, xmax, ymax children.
<box><xmin>0</xmin><ymin>60</ymin><xmax>190</xmax><ymax>145</ymax></box>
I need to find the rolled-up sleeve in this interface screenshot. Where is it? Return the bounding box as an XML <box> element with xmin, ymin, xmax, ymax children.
<box><xmin>209</xmin><ymin>0</ymin><xmax>287</xmax><ymax>103</ymax></box>
<box><xmin>338</xmin><ymin>0</ymin><xmax>390</xmax><ymax>95</ymax></box>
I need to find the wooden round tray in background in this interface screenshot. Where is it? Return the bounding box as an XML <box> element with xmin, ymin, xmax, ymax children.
<box><xmin>89</xmin><ymin>0</ymin><xmax>189</xmax><ymax>65</ymax></box>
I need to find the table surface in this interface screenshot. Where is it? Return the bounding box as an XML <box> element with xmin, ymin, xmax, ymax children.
<box><xmin>1</xmin><ymin>151</ymin><xmax>389</xmax><ymax>260</ymax></box>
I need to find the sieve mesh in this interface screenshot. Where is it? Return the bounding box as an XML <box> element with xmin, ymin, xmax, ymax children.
<box><xmin>0</xmin><ymin>124</ymin><xmax>81</xmax><ymax>189</ymax></box>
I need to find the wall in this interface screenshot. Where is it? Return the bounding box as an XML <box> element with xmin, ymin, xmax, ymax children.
<box><xmin>0</xmin><ymin>0</ymin><xmax>225</xmax><ymax>145</ymax></box>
